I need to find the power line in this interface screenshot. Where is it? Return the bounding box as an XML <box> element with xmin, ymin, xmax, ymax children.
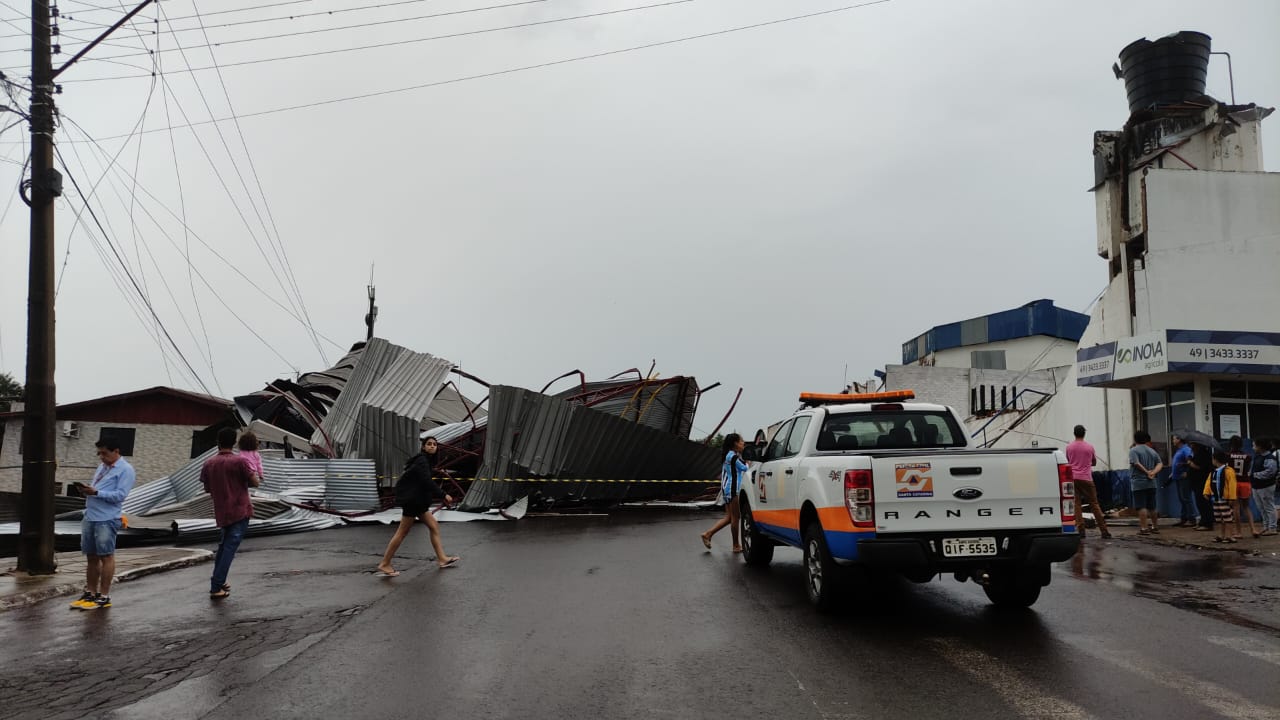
<box><xmin>60</xmin><ymin>0</ymin><xmax>314</xmax><ymax>22</ymax></box>
<box><xmin>59</xmin><ymin>120</ymin><xmax>307</xmax><ymax>381</ymax></box>
<box><xmin>84</xmin><ymin>0</ymin><xmax>559</xmax><ymax>57</ymax></box>
<box><xmin>29</xmin><ymin>0</ymin><xmax>697</xmax><ymax>79</ymax></box>
<box><xmin>60</xmin><ymin>112</ymin><xmax>348</xmax><ymax>351</ymax></box>
<box><xmin>178</xmin><ymin>0</ymin><xmax>328</xmax><ymax>366</ymax></box>
<box><xmin>53</xmin><ymin>0</ymin><xmax>894</xmax><ymax>133</ymax></box>
<box><xmin>154</xmin><ymin>2</ymin><xmax>323</xmax><ymax>368</ymax></box>
<box><xmin>54</xmin><ymin>143</ymin><xmax>215</xmax><ymax>394</ymax></box>
<box><xmin>75</xmin><ymin>0</ymin><xmax>553</xmax><ymax>40</ymax></box>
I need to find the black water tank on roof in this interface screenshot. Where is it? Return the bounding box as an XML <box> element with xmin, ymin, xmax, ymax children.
<box><xmin>1116</xmin><ymin>31</ymin><xmax>1212</xmax><ymax>113</ymax></box>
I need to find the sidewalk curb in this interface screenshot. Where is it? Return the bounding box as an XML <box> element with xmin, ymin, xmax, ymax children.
<box><xmin>0</xmin><ymin>581</ymin><xmax>84</xmax><ymax>613</ymax></box>
<box><xmin>115</xmin><ymin>550</ymin><xmax>214</xmax><ymax>584</ymax></box>
<box><xmin>0</xmin><ymin>550</ymin><xmax>213</xmax><ymax>614</ymax></box>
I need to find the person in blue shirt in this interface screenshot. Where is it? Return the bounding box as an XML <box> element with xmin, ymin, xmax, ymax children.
<box><xmin>1169</xmin><ymin>434</ymin><xmax>1196</xmax><ymax>527</ymax></box>
<box><xmin>69</xmin><ymin>438</ymin><xmax>137</xmax><ymax>610</ymax></box>
<box><xmin>701</xmin><ymin>433</ymin><xmax>747</xmax><ymax>553</ymax></box>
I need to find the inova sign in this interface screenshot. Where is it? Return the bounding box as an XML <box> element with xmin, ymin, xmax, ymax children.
<box><xmin>1113</xmin><ymin>331</ymin><xmax>1168</xmax><ymax>380</ymax></box>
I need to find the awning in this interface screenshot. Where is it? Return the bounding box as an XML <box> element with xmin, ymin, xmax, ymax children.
<box><xmin>1077</xmin><ymin>329</ymin><xmax>1280</xmax><ymax>389</ymax></box>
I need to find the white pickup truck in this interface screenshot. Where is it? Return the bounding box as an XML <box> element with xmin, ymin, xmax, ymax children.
<box><xmin>738</xmin><ymin>391</ymin><xmax>1080</xmax><ymax>610</ymax></box>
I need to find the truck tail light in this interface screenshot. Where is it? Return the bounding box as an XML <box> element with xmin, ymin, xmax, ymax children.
<box><xmin>1058</xmin><ymin>463</ymin><xmax>1076</xmax><ymax>523</ymax></box>
<box><xmin>844</xmin><ymin>469</ymin><xmax>875</xmax><ymax>529</ymax></box>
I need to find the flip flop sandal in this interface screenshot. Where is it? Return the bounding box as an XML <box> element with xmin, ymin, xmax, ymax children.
<box><xmin>209</xmin><ymin>589</ymin><xmax>230</xmax><ymax>599</ymax></box>
<box><xmin>439</xmin><ymin>557</ymin><xmax>461</xmax><ymax>569</ymax></box>
<box><xmin>700</xmin><ymin>534</ymin><xmax>712</xmax><ymax>550</ymax></box>
<box><xmin>374</xmin><ymin>570</ymin><xmax>401</xmax><ymax>578</ymax></box>
<box><xmin>1225</xmin><ymin>538</ymin><xmax>1239</xmax><ymax>544</ymax></box>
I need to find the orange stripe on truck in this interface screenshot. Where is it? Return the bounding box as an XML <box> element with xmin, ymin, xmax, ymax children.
<box><xmin>754</xmin><ymin>506</ymin><xmax>875</xmax><ymax>534</ymax></box>
<box><xmin>752</xmin><ymin>509</ymin><xmax>800</xmax><ymax>530</ymax></box>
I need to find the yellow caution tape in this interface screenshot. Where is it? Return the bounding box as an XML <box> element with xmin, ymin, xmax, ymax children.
<box><xmin>323</xmin><ymin>474</ymin><xmax>716</xmax><ymax>484</ymax></box>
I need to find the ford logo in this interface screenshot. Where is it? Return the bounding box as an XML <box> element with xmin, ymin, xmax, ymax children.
<box><xmin>953</xmin><ymin>487</ymin><xmax>983</xmax><ymax>500</ymax></box>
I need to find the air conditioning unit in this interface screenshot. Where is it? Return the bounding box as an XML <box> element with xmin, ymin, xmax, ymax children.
<box><xmin>61</xmin><ymin>421</ymin><xmax>80</xmax><ymax>438</ymax></box>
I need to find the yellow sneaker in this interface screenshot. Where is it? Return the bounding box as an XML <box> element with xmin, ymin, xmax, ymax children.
<box><xmin>69</xmin><ymin>592</ymin><xmax>95</xmax><ymax>610</ymax></box>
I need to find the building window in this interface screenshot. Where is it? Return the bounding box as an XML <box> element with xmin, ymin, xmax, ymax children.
<box><xmin>1210</xmin><ymin>381</ymin><xmax>1280</xmax><ymax>442</ymax></box>
<box><xmin>98</xmin><ymin>427</ymin><xmax>137</xmax><ymax>456</ymax></box>
<box><xmin>970</xmin><ymin>350</ymin><xmax>1007</xmax><ymax>370</ymax></box>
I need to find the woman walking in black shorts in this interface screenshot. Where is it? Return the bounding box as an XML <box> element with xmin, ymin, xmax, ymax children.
<box><xmin>375</xmin><ymin>436</ymin><xmax>460</xmax><ymax>576</ymax></box>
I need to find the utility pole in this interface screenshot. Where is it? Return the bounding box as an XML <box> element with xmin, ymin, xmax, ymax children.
<box><xmin>365</xmin><ymin>266</ymin><xmax>377</xmax><ymax>341</ymax></box>
<box><xmin>18</xmin><ymin>0</ymin><xmax>60</xmax><ymax>574</ymax></box>
<box><xmin>18</xmin><ymin>0</ymin><xmax>153</xmax><ymax>573</ymax></box>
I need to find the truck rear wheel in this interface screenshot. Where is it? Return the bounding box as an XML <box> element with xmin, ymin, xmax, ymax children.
<box><xmin>803</xmin><ymin>522</ymin><xmax>839</xmax><ymax>611</ymax></box>
<box><xmin>982</xmin><ymin>568</ymin><xmax>1043</xmax><ymax>609</ymax></box>
<box><xmin>739</xmin><ymin>497</ymin><xmax>774</xmax><ymax>567</ymax></box>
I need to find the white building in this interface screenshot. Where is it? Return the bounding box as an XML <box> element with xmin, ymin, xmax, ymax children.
<box><xmin>882</xmin><ymin>33</ymin><xmax>1279</xmax><ymax>485</ymax></box>
<box><xmin>887</xmin><ymin>300</ymin><xmax>1089</xmax><ymax>448</ymax></box>
<box><xmin>1072</xmin><ymin>61</ymin><xmax>1278</xmax><ymax>469</ymax></box>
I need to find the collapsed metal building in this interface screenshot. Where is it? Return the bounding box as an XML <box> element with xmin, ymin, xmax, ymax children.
<box><xmin>230</xmin><ymin>338</ymin><xmax>731</xmax><ymax>513</ymax></box>
<box><xmin>461</xmin><ymin>386</ymin><xmax>722</xmax><ymax>510</ymax></box>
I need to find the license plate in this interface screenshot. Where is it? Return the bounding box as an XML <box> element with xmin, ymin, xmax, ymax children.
<box><xmin>941</xmin><ymin>537</ymin><xmax>997</xmax><ymax>557</ymax></box>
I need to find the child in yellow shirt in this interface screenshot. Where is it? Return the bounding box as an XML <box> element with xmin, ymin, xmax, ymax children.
<box><xmin>1204</xmin><ymin>450</ymin><xmax>1238</xmax><ymax>543</ymax></box>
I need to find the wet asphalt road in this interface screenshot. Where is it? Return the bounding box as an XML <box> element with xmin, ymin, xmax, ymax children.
<box><xmin>2</xmin><ymin>511</ymin><xmax>1279</xmax><ymax>720</ymax></box>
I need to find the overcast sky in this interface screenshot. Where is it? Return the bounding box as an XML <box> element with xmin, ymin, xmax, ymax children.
<box><xmin>1</xmin><ymin>0</ymin><xmax>1277</xmax><ymax>437</ymax></box>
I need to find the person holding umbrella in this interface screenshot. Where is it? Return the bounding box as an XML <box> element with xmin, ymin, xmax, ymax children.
<box><xmin>1176</xmin><ymin>429</ymin><xmax>1219</xmax><ymax>531</ymax></box>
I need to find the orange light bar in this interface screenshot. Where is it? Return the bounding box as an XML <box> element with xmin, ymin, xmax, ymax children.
<box><xmin>799</xmin><ymin>390</ymin><xmax>916</xmax><ymax>406</ymax></box>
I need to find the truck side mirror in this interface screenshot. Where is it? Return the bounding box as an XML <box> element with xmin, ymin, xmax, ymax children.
<box><xmin>742</xmin><ymin>444</ymin><xmax>764</xmax><ymax>462</ymax></box>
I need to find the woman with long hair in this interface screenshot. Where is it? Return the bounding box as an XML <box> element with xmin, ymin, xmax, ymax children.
<box><xmin>701</xmin><ymin>433</ymin><xmax>747</xmax><ymax>553</ymax></box>
<box><xmin>375</xmin><ymin>436</ymin><xmax>460</xmax><ymax>576</ymax></box>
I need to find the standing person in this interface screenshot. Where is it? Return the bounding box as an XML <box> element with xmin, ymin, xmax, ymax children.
<box><xmin>1227</xmin><ymin>436</ymin><xmax>1257</xmax><ymax>539</ymax></box>
<box><xmin>1251</xmin><ymin>438</ymin><xmax>1278</xmax><ymax>536</ymax></box>
<box><xmin>237</xmin><ymin>431</ymin><xmax>265</xmax><ymax>487</ymax></box>
<box><xmin>1187</xmin><ymin>441</ymin><xmax>1215</xmax><ymax>531</ymax></box>
<box><xmin>68</xmin><ymin>438</ymin><xmax>137</xmax><ymax>610</ymax></box>
<box><xmin>201</xmin><ymin>427</ymin><xmax>260</xmax><ymax>600</ymax></box>
<box><xmin>1065</xmin><ymin>425</ymin><xmax>1111</xmax><ymax>539</ymax></box>
<box><xmin>1169</xmin><ymin>435</ymin><xmax>1197</xmax><ymax>527</ymax></box>
<box><xmin>376</xmin><ymin>436</ymin><xmax>459</xmax><ymax>576</ymax></box>
<box><xmin>701</xmin><ymin>433</ymin><xmax>747</xmax><ymax>553</ymax></box>
<box><xmin>1128</xmin><ymin>431</ymin><xmax>1164</xmax><ymax>535</ymax></box>
<box><xmin>1204</xmin><ymin>450</ymin><xmax>1238</xmax><ymax>543</ymax></box>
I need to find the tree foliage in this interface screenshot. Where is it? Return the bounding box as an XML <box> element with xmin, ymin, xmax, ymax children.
<box><xmin>0</xmin><ymin>372</ymin><xmax>23</xmax><ymax>413</ymax></box>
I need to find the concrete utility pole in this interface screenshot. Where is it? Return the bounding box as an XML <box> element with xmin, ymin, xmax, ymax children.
<box><xmin>18</xmin><ymin>0</ymin><xmax>154</xmax><ymax>573</ymax></box>
<box><xmin>18</xmin><ymin>0</ymin><xmax>60</xmax><ymax>574</ymax></box>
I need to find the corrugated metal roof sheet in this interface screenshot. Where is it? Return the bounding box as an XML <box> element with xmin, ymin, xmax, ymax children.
<box><xmin>558</xmin><ymin>377</ymin><xmax>698</xmax><ymax>438</ymax></box>
<box><xmin>424</xmin><ymin>384</ymin><xmax>487</xmax><ymax>427</ymax></box>
<box><xmin>346</xmin><ymin>350</ymin><xmax>454</xmax><ymax>477</ymax></box>
<box><xmin>320</xmin><ymin>458</ymin><xmax>380</xmax><ymax>512</ymax></box>
<box><xmin>463</xmin><ymin>386</ymin><xmax>720</xmax><ymax>509</ymax></box>
<box><xmin>311</xmin><ymin>337</ymin><xmax>406</xmax><ymax>453</ymax></box>
<box><xmin>122</xmin><ymin>448</ymin><xmax>216</xmax><ymax>515</ymax></box>
<box><xmin>429</xmin><ymin>416</ymin><xmax>489</xmax><ymax>444</ymax></box>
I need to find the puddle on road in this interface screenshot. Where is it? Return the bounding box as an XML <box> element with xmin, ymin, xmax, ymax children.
<box><xmin>1064</xmin><ymin>544</ymin><xmax>1279</xmax><ymax>635</ymax></box>
<box><xmin>1066</xmin><ymin>545</ymin><xmax>1258</xmax><ymax>585</ymax></box>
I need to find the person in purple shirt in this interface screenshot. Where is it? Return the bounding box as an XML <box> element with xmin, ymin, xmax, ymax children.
<box><xmin>1065</xmin><ymin>425</ymin><xmax>1110</xmax><ymax>539</ymax></box>
<box><xmin>201</xmin><ymin>427</ymin><xmax>260</xmax><ymax>600</ymax></box>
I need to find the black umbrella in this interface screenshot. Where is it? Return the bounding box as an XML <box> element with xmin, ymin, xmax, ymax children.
<box><xmin>1173</xmin><ymin>428</ymin><xmax>1220</xmax><ymax>450</ymax></box>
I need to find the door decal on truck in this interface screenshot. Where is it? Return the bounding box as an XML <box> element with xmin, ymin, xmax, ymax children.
<box><xmin>895</xmin><ymin>462</ymin><xmax>934</xmax><ymax>498</ymax></box>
